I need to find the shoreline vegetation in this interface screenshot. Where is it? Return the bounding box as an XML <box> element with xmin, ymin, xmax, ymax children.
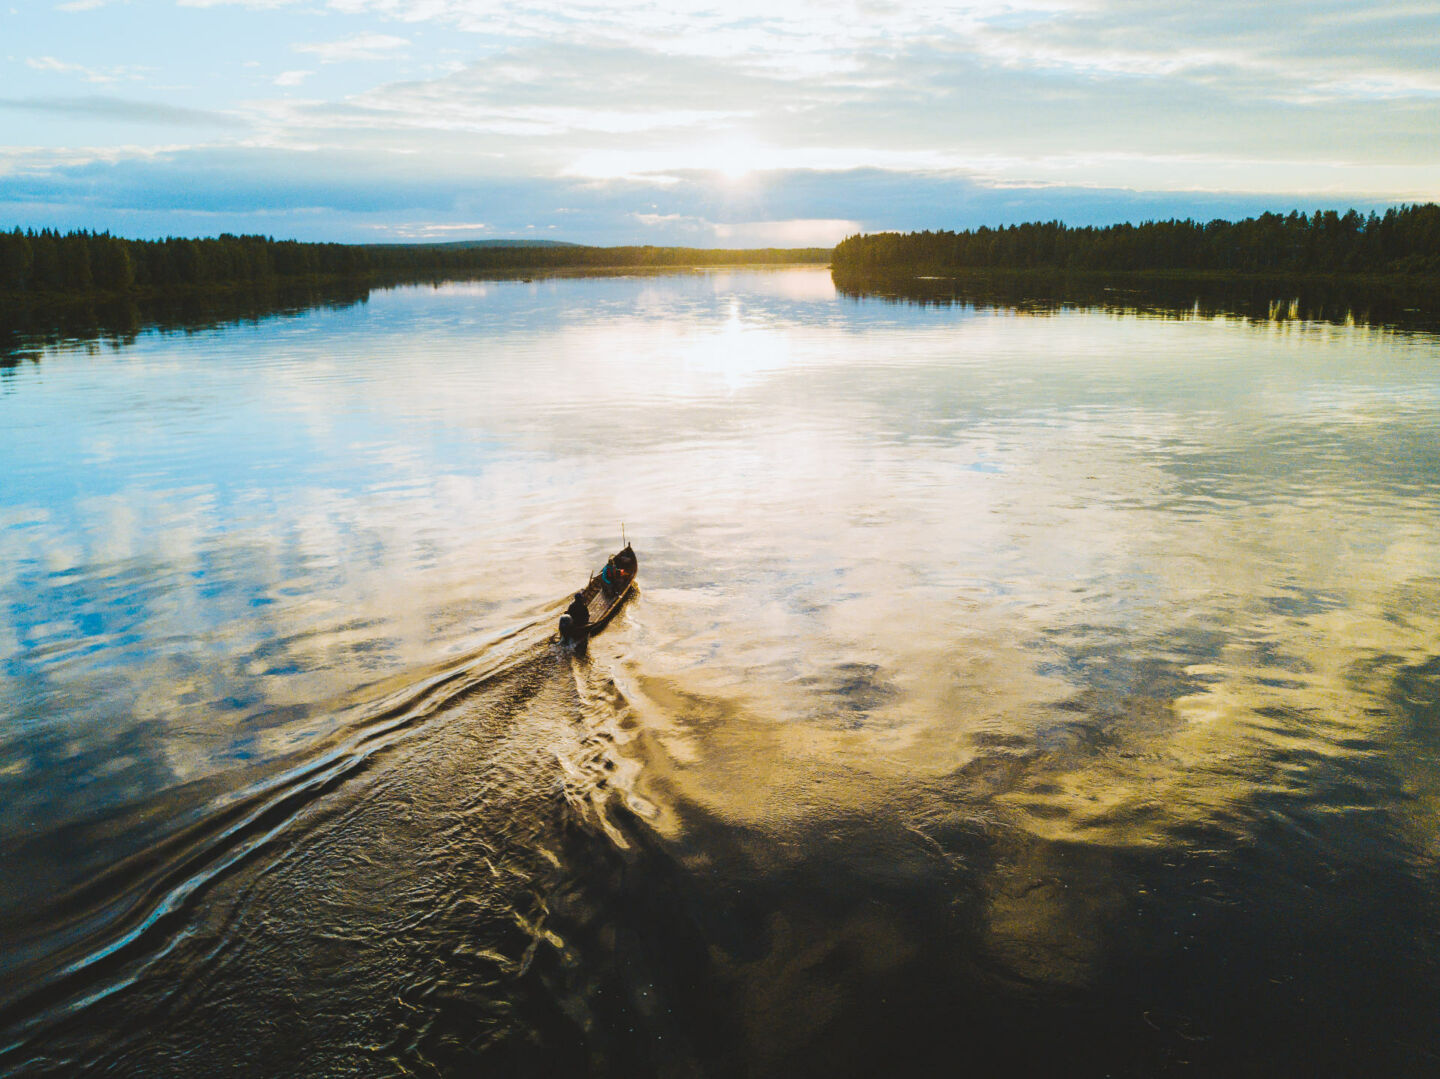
<box><xmin>829</xmin><ymin>204</ymin><xmax>1440</xmax><ymax>331</ymax></box>
<box><xmin>0</xmin><ymin>238</ymin><xmax>829</xmax><ymax>362</ymax></box>
<box><xmin>832</xmin><ymin>267</ymin><xmax>1440</xmax><ymax>334</ymax></box>
<box><xmin>831</xmin><ymin>204</ymin><xmax>1440</xmax><ymax>278</ymax></box>
<box><xmin>0</xmin><ymin>232</ymin><xmax>830</xmax><ymax>308</ymax></box>
<box><xmin>4</xmin><ymin>206</ymin><xmax>1439</xmax><ymax>360</ymax></box>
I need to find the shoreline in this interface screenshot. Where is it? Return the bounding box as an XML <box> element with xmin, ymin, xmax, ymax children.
<box><xmin>830</xmin><ymin>266</ymin><xmax>1440</xmax><ymax>334</ymax></box>
<box><xmin>6</xmin><ymin>262</ymin><xmax>1436</xmax><ymax>316</ymax></box>
<box><xmin>6</xmin><ymin>263</ymin><xmax>1438</xmax><ymax>356</ymax></box>
<box><xmin>0</xmin><ymin>260</ymin><xmax>835</xmax><ymax>315</ymax></box>
<box><xmin>831</xmin><ymin>265</ymin><xmax>1440</xmax><ymax>290</ymax></box>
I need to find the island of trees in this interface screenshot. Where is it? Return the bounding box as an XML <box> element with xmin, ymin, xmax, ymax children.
<box><xmin>0</xmin><ymin>232</ymin><xmax>830</xmax><ymax>299</ymax></box>
<box><xmin>831</xmin><ymin>204</ymin><xmax>1440</xmax><ymax>279</ymax></box>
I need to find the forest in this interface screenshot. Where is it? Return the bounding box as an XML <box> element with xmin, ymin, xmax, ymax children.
<box><xmin>6</xmin><ymin>204</ymin><xmax>1439</xmax><ymax>301</ymax></box>
<box><xmin>831</xmin><ymin>204</ymin><xmax>1440</xmax><ymax>278</ymax></box>
<box><xmin>0</xmin><ymin>231</ymin><xmax>830</xmax><ymax>298</ymax></box>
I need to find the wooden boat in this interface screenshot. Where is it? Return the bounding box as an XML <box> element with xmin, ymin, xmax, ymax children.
<box><xmin>559</xmin><ymin>543</ymin><xmax>637</xmax><ymax>645</ymax></box>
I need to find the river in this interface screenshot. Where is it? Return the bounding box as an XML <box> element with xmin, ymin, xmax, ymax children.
<box><xmin>1</xmin><ymin>267</ymin><xmax>1438</xmax><ymax>1075</ymax></box>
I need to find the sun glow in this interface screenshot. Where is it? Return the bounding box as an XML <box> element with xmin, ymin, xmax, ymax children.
<box><xmin>710</xmin><ymin>136</ymin><xmax>766</xmax><ymax>183</ymax></box>
<box><xmin>566</xmin><ymin>135</ymin><xmax>779</xmax><ymax>182</ymax></box>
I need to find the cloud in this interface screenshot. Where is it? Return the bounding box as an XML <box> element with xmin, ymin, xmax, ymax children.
<box><xmin>0</xmin><ymin>96</ymin><xmax>246</xmax><ymax>129</ymax></box>
<box><xmin>283</xmin><ymin>44</ymin><xmax>757</xmax><ymax>139</ymax></box>
<box><xmin>55</xmin><ymin>0</ymin><xmax>108</xmax><ymax>10</ymax></box>
<box><xmin>375</xmin><ymin>221</ymin><xmax>491</xmax><ymax>239</ymax></box>
<box><xmin>26</xmin><ymin>56</ymin><xmax>145</xmax><ymax>84</ymax></box>
<box><xmin>197</xmin><ymin>0</ymin><xmax>1440</xmax><ymax>106</ymax></box>
<box><xmin>152</xmin><ymin>0</ymin><xmax>1440</xmax><ymax>107</ymax></box>
<box><xmin>0</xmin><ymin>144</ymin><xmax>1409</xmax><ymax>246</ymax></box>
<box><xmin>225</xmin><ymin>18</ymin><xmax>1438</xmax><ymax>199</ymax></box>
<box><xmin>632</xmin><ymin>213</ymin><xmax>860</xmax><ymax>246</ymax></box>
<box><xmin>293</xmin><ymin>33</ymin><xmax>410</xmax><ymax>63</ymax></box>
<box><xmin>7</xmin><ymin>0</ymin><xmax>1438</xmax><ymax>241</ymax></box>
<box><xmin>713</xmin><ymin>219</ymin><xmax>860</xmax><ymax>247</ymax></box>
<box><xmin>176</xmin><ymin>0</ymin><xmax>297</xmax><ymax>6</ymax></box>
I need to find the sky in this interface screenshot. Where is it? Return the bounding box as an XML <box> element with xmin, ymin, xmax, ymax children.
<box><xmin>2</xmin><ymin>0</ymin><xmax>1439</xmax><ymax>246</ymax></box>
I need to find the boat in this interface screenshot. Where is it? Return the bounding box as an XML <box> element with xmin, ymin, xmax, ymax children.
<box><xmin>559</xmin><ymin>543</ymin><xmax>638</xmax><ymax>645</ymax></box>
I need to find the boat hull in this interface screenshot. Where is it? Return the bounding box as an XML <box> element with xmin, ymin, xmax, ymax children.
<box><xmin>559</xmin><ymin>544</ymin><xmax>637</xmax><ymax>645</ymax></box>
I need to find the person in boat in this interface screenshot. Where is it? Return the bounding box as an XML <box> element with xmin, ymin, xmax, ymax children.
<box><xmin>614</xmin><ymin>546</ymin><xmax>637</xmax><ymax>575</ymax></box>
<box><xmin>601</xmin><ymin>556</ymin><xmax>632</xmax><ymax>598</ymax></box>
<box><xmin>565</xmin><ymin>591</ymin><xmax>589</xmax><ymax>632</ymax></box>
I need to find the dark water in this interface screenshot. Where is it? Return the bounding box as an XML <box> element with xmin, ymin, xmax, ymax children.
<box><xmin>2</xmin><ymin>269</ymin><xmax>1439</xmax><ymax>1076</ymax></box>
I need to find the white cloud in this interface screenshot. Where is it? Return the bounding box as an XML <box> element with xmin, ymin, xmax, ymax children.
<box><xmin>293</xmin><ymin>33</ymin><xmax>410</xmax><ymax>63</ymax></box>
<box><xmin>343</xmin><ymin>99</ymin><xmax>744</xmax><ymax>138</ymax></box>
<box><xmin>713</xmin><ymin>218</ymin><xmax>861</xmax><ymax>247</ymax></box>
<box><xmin>378</xmin><ymin>220</ymin><xmax>490</xmax><ymax>238</ymax></box>
<box><xmin>633</xmin><ymin>212</ymin><xmax>686</xmax><ymax>227</ymax></box>
<box><xmin>8</xmin><ymin>0</ymin><xmax>1440</xmax><ymax>236</ymax></box>
<box><xmin>176</xmin><ymin>0</ymin><xmax>298</xmax><ymax>6</ymax></box>
<box><xmin>0</xmin><ymin>95</ymin><xmax>245</xmax><ymax>128</ymax></box>
<box><xmin>0</xmin><ymin>143</ymin><xmax>195</xmax><ymax>177</ymax></box>
<box><xmin>568</xmin><ymin>145</ymin><xmax>963</xmax><ymax>181</ymax></box>
<box><xmin>26</xmin><ymin>56</ymin><xmax>124</xmax><ymax>83</ymax></box>
<box><xmin>634</xmin><ymin>212</ymin><xmax>859</xmax><ymax>246</ymax></box>
<box><xmin>158</xmin><ymin>0</ymin><xmax>1440</xmax><ymax>107</ymax></box>
<box><xmin>56</xmin><ymin>0</ymin><xmax>108</xmax><ymax>11</ymax></box>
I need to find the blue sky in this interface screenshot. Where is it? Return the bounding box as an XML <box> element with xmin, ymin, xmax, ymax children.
<box><xmin>2</xmin><ymin>0</ymin><xmax>1438</xmax><ymax>245</ymax></box>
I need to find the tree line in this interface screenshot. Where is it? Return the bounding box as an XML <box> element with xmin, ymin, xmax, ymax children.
<box><xmin>0</xmin><ymin>230</ymin><xmax>831</xmax><ymax>297</ymax></box>
<box><xmin>831</xmin><ymin>205</ymin><xmax>1440</xmax><ymax>278</ymax></box>
<box><xmin>10</xmin><ymin>205</ymin><xmax>1436</xmax><ymax>297</ymax></box>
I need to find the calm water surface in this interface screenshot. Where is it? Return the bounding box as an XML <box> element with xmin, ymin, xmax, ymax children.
<box><xmin>2</xmin><ymin>268</ymin><xmax>1439</xmax><ymax>1075</ymax></box>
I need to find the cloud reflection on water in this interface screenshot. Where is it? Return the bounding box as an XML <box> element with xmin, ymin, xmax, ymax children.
<box><xmin>2</xmin><ymin>269</ymin><xmax>1439</xmax><ymax>1070</ymax></box>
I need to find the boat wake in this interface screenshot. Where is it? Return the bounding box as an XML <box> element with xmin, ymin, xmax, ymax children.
<box><xmin>0</xmin><ymin>604</ymin><xmax>654</xmax><ymax>1076</ymax></box>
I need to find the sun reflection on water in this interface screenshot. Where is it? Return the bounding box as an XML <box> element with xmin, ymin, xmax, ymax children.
<box><xmin>3</xmin><ymin>269</ymin><xmax>1440</xmax><ymax>1073</ymax></box>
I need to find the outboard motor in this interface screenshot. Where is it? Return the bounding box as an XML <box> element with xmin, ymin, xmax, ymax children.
<box><xmin>559</xmin><ymin>613</ymin><xmax>574</xmax><ymax>639</ymax></box>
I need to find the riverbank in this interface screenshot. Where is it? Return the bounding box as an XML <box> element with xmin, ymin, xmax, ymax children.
<box><xmin>830</xmin><ymin>265</ymin><xmax>1440</xmax><ymax>332</ymax></box>
<box><xmin>0</xmin><ymin>228</ymin><xmax>832</xmax><ymax>308</ymax></box>
<box><xmin>0</xmin><ymin>260</ymin><xmax>833</xmax><ymax>319</ymax></box>
<box><xmin>835</xmin><ymin>264</ymin><xmax>1440</xmax><ymax>289</ymax></box>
